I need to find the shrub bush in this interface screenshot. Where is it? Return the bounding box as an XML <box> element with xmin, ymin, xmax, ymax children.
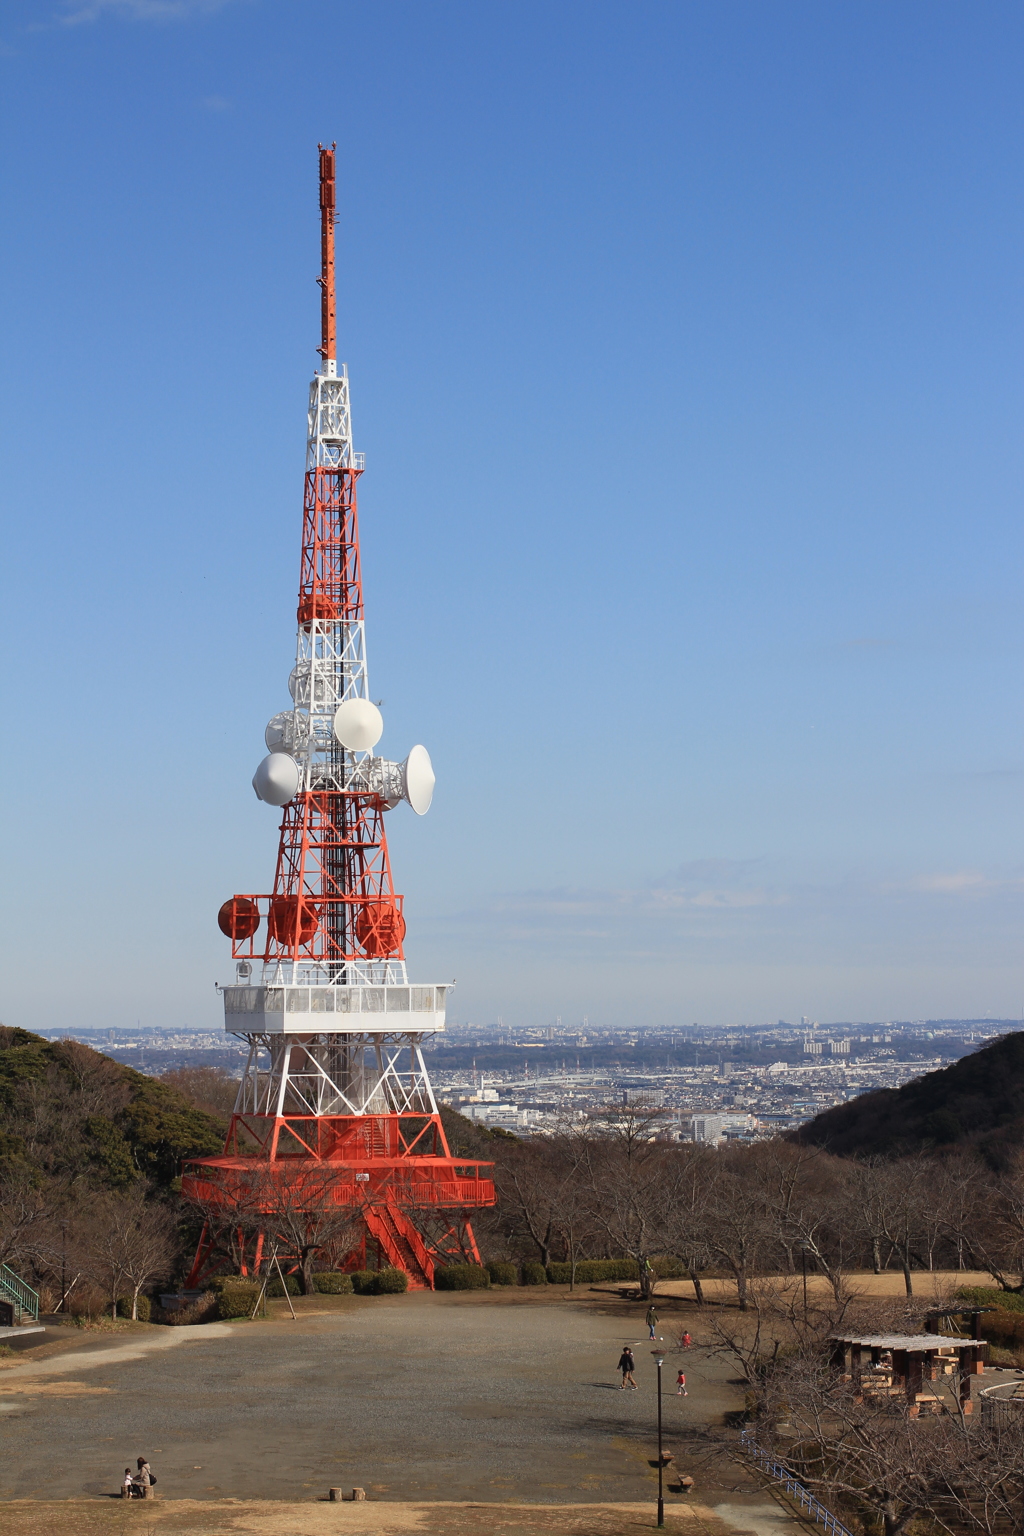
<box><xmin>652</xmin><ymin>1255</ymin><xmax>684</xmax><ymax>1279</ymax></box>
<box><xmin>958</xmin><ymin>1286</ymin><xmax>1024</xmax><ymax>1314</ymax></box>
<box><xmin>216</xmin><ymin>1284</ymin><xmax>260</xmax><ymax>1320</ymax></box>
<box><xmin>487</xmin><ymin>1261</ymin><xmax>517</xmax><ymax>1286</ymax></box>
<box><xmin>374</xmin><ymin>1268</ymin><xmax>409</xmax><ymax>1294</ymax></box>
<box><xmin>348</xmin><ymin>1268</ymin><xmax>409</xmax><ymax>1294</ymax></box>
<box><xmin>520</xmin><ymin>1261</ymin><xmax>547</xmax><ymax>1285</ymax></box>
<box><xmin>313</xmin><ymin>1272</ymin><xmax>354</xmax><ymax>1294</ymax></box>
<box><xmin>116</xmin><ymin>1294</ymin><xmax>151</xmax><ymax>1321</ymax></box>
<box><xmin>435</xmin><ymin>1264</ymin><xmax>489</xmax><ymax>1290</ymax></box>
<box><xmin>546</xmin><ymin>1259</ymin><xmax>639</xmax><ymax>1284</ymax></box>
<box><xmin>267</xmin><ymin>1274</ymin><xmax>301</xmax><ymax>1297</ymax></box>
<box><xmin>980</xmin><ymin>1311</ymin><xmax>1024</xmax><ymax>1348</ymax></box>
<box><xmin>160</xmin><ymin>1292</ymin><xmax>218</xmax><ymax>1325</ymax></box>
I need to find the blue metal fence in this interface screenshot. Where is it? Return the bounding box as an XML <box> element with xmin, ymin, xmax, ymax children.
<box><xmin>741</xmin><ymin>1428</ymin><xmax>854</xmax><ymax>1536</ymax></box>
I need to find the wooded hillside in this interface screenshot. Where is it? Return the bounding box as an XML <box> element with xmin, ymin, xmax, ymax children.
<box><xmin>794</xmin><ymin>1030</ymin><xmax>1024</xmax><ymax>1165</ymax></box>
<box><xmin>0</xmin><ymin>1026</ymin><xmax>227</xmax><ymax>1191</ymax></box>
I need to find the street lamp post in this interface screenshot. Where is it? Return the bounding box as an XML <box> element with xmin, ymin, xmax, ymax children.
<box><xmin>652</xmin><ymin>1348</ymin><xmax>666</xmax><ymax>1527</ymax></box>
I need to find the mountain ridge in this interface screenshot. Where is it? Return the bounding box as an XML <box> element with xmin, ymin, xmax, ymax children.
<box><xmin>793</xmin><ymin>1029</ymin><xmax>1024</xmax><ymax>1165</ymax></box>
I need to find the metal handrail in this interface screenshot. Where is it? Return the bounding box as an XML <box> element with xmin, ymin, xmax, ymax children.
<box><xmin>741</xmin><ymin>1429</ymin><xmax>854</xmax><ymax>1536</ymax></box>
<box><xmin>0</xmin><ymin>1263</ymin><xmax>40</xmax><ymax>1322</ymax></box>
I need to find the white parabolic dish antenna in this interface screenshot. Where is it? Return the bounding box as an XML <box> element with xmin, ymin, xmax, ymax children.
<box><xmin>403</xmin><ymin>744</ymin><xmax>435</xmax><ymax>816</ymax></box>
<box><xmin>252</xmin><ymin>752</ymin><xmax>301</xmax><ymax>806</ymax></box>
<box><xmin>333</xmin><ymin>698</ymin><xmax>384</xmax><ymax>752</ymax></box>
<box><xmin>265</xmin><ymin>711</ymin><xmax>297</xmax><ymax>753</ymax></box>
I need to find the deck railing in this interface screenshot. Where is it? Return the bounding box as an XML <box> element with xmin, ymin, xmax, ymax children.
<box><xmin>0</xmin><ymin>1263</ymin><xmax>40</xmax><ymax>1323</ymax></box>
<box><xmin>741</xmin><ymin>1429</ymin><xmax>854</xmax><ymax>1536</ymax></box>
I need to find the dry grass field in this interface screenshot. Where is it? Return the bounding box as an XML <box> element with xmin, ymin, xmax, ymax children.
<box><xmin>0</xmin><ymin>1497</ymin><xmax>767</xmax><ymax>1536</ymax></box>
<box><xmin>651</xmin><ymin>1271</ymin><xmax>1001</xmax><ymax>1304</ymax></box>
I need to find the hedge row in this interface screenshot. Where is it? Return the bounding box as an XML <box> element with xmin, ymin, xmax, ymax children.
<box><xmin>313</xmin><ymin>1272</ymin><xmax>354</xmax><ymax>1294</ymax></box>
<box><xmin>435</xmin><ymin>1264</ymin><xmax>489</xmax><ymax>1290</ymax></box>
<box><xmin>546</xmin><ymin>1259</ymin><xmax>639</xmax><ymax>1284</ymax></box>
<box><xmin>350</xmin><ymin>1268</ymin><xmax>409</xmax><ymax>1295</ymax></box>
<box><xmin>958</xmin><ymin>1286</ymin><xmax>1024</xmax><ymax>1315</ymax></box>
<box><xmin>486</xmin><ymin>1261</ymin><xmax>518</xmax><ymax>1286</ymax></box>
<box><xmin>197</xmin><ymin>1251</ymin><xmax>686</xmax><ymax>1309</ymax></box>
<box><xmin>984</xmin><ymin>1312</ymin><xmax>1024</xmax><ymax>1347</ymax></box>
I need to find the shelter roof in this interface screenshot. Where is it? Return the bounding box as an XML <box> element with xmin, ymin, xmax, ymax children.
<box><xmin>830</xmin><ymin>1333</ymin><xmax>985</xmax><ymax>1350</ymax></box>
<box><xmin>926</xmin><ymin>1306</ymin><xmax>994</xmax><ymax>1316</ymax></box>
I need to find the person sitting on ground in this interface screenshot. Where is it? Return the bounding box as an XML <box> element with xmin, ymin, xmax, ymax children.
<box><xmin>618</xmin><ymin>1347</ymin><xmax>638</xmax><ymax>1389</ymax></box>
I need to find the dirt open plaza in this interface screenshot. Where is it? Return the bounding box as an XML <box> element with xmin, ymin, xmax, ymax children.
<box><xmin>0</xmin><ymin>1275</ymin><xmax>1013</xmax><ymax>1536</ymax></box>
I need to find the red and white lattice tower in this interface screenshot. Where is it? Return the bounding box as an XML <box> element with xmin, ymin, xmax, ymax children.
<box><xmin>182</xmin><ymin>146</ymin><xmax>494</xmax><ymax>1289</ymax></box>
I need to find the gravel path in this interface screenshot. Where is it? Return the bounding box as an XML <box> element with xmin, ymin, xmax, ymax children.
<box><xmin>0</xmin><ymin>1291</ymin><xmax>748</xmax><ymax>1505</ymax></box>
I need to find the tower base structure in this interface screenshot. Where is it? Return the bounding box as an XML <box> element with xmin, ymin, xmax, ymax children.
<box><xmin>182</xmin><ymin>1023</ymin><xmax>495</xmax><ymax>1290</ymax></box>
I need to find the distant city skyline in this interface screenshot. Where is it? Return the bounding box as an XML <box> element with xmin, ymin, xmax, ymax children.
<box><xmin>35</xmin><ymin>1014</ymin><xmax>1001</xmax><ymax>1139</ymax></box>
<box><xmin>1</xmin><ymin>2</ymin><xmax>1023</xmax><ymax>1030</ymax></box>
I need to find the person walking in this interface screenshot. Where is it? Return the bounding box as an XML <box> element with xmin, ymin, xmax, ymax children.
<box><xmin>681</xmin><ymin>1331</ymin><xmax>691</xmax><ymax>1348</ymax></box>
<box><xmin>646</xmin><ymin>1304</ymin><xmax>659</xmax><ymax>1339</ymax></box>
<box><xmin>676</xmin><ymin>1369</ymin><xmax>688</xmax><ymax>1396</ymax></box>
<box><xmin>618</xmin><ymin>1346</ymin><xmax>638</xmax><ymax>1389</ymax></box>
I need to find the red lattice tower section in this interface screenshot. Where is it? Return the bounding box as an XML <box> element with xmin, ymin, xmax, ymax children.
<box><xmin>181</xmin><ymin>146</ymin><xmax>493</xmax><ymax>1291</ymax></box>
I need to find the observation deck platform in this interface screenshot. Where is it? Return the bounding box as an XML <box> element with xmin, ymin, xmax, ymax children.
<box><xmin>223</xmin><ymin>983</ymin><xmax>448</xmax><ymax>1034</ymax></box>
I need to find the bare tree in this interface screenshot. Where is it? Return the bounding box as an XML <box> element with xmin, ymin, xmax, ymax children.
<box><xmin>545</xmin><ymin>1128</ymin><xmax>594</xmax><ymax>1289</ymax></box>
<box><xmin>85</xmin><ymin>1188</ymin><xmax>176</xmax><ymax>1319</ymax></box>
<box><xmin>929</xmin><ymin>1407</ymin><xmax>1024</xmax><ymax>1536</ymax></box>
<box><xmin>753</xmin><ymin>1351</ymin><xmax>963</xmax><ymax>1536</ymax></box>
<box><xmin>159</xmin><ymin>1067</ymin><xmax>238</xmax><ymax>1118</ymax></box>
<box><xmin>930</xmin><ymin>1153</ymin><xmax>993</xmax><ymax>1274</ymax></box>
<box><xmin>843</xmin><ymin>1157</ymin><xmax>934</xmax><ymax>1295</ymax></box>
<box><xmin>583</xmin><ymin>1104</ymin><xmax>674</xmax><ymax>1298</ymax></box>
<box><xmin>970</xmin><ymin>1151</ymin><xmax>1024</xmax><ymax>1292</ymax></box>
<box><xmin>0</xmin><ymin>1161</ymin><xmax>51</xmax><ymax>1272</ymax></box>
<box><xmin>186</xmin><ymin>1163</ymin><xmax>362</xmax><ymax>1294</ymax></box>
<box><xmin>660</xmin><ymin>1143</ymin><xmax>716</xmax><ymax>1304</ymax></box>
<box><xmin>703</xmin><ymin>1148</ymin><xmax>773</xmax><ymax>1309</ymax></box>
<box><xmin>490</xmin><ymin>1138</ymin><xmax>568</xmax><ymax>1268</ymax></box>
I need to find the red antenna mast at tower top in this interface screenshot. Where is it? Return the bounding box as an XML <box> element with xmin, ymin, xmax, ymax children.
<box><xmin>182</xmin><ymin>148</ymin><xmax>493</xmax><ymax>1290</ymax></box>
<box><xmin>317</xmin><ymin>143</ymin><xmax>336</xmax><ymax>364</ymax></box>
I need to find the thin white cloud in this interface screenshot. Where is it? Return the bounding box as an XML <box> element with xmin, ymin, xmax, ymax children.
<box><xmin>58</xmin><ymin>0</ymin><xmax>239</xmax><ymax>24</ymax></box>
<box><xmin>900</xmin><ymin>871</ymin><xmax>1023</xmax><ymax>896</ymax></box>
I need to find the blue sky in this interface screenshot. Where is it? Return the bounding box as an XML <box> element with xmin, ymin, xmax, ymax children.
<box><xmin>1</xmin><ymin>0</ymin><xmax>1023</xmax><ymax>1031</ymax></box>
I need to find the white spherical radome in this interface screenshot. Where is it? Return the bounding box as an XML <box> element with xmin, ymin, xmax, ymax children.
<box><xmin>252</xmin><ymin>753</ymin><xmax>301</xmax><ymax>807</ymax></box>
